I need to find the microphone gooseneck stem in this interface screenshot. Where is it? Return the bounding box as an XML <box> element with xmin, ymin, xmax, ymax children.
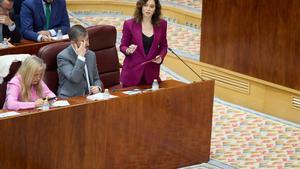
<box><xmin>168</xmin><ymin>48</ymin><xmax>205</xmax><ymax>81</ymax></box>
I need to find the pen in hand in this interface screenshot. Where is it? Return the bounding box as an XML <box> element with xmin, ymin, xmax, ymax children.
<box><xmin>43</xmin><ymin>96</ymin><xmax>57</xmax><ymax>101</ymax></box>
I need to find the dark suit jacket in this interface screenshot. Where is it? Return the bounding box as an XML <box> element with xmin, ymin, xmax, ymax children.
<box><xmin>2</xmin><ymin>11</ymin><xmax>21</xmax><ymax>43</ymax></box>
<box><xmin>13</xmin><ymin>0</ymin><xmax>25</xmax><ymax>29</ymax></box>
<box><xmin>20</xmin><ymin>0</ymin><xmax>70</xmax><ymax>41</ymax></box>
<box><xmin>119</xmin><ymin>18</ymin><xmax>168</xmax><ymax>86</ymax></box>
<box><xmin>57</xmin><ymin>45</ymin><xmax>103</xmax><ymax>98</ymax></box>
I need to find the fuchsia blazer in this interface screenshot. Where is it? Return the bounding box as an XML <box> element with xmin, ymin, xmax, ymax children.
<box><xmin>3</xmin><ymin>74</ymin><xmax>56</xmax><ymax>110</ymax></box>
<box><xmin>120</xmin><ymin>18</ymin><xmax>168</xmax><ymax>86</ymax></box>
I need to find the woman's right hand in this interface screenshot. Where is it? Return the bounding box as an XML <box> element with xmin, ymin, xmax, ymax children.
<box><xmin>35</xmin><ymin>99</ymin><xmax>46</xmax><ymax>108</ymax></box>
<box><xmin>126</xmin><ymin>44</ymin><xmax>137</xmax><ymax>55</ymax></box>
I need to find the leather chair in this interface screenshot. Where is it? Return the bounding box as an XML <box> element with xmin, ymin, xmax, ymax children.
<box><xmin>87</xmin><ymin>25</ymin><xmax>120</xmax><ymax>88</ymax></box>
<box><xmin>37</xmin><ymin>25</ymin><xmax>120</xmax><ymax>94</ymax></box>
<box><xmin>0</xmin><ymin>61</ymin><xmax>22</xmax><ymax>108</ymax></box>
<box><xmin>37</xmin><ymin>42</ymin><xmax>70</xmax><ymax>94</ymax></box>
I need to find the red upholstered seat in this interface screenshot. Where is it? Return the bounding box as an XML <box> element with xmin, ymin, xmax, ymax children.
<box><xmin>37</xmin><ymin>25</ymin><xmax>120</xmax><ymax>94</ymax></box>
<box><xmin>87</xmin><ymin>25</ymin><xmax>120</xmax><ymax>88</ymax></box>
<box><xmin>37</xmin><ymin>42</ymin><xmax>70</xmax><ymax>94</ymax></box>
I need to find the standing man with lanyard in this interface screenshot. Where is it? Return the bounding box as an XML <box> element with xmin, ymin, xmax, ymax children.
<box><xmin>20</xmin><ymin>0</ymin><xmax>70</xmax><ymax>42</ymax></box>
<box><xmin>0</xmin><ymin>0</ymin><xmax>21</xmax><ymax>46</ymax></box>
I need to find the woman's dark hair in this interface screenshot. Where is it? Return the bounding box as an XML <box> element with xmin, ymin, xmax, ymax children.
<box><xmin>134</xmin><ymin>0</ymin><xmax>161</xmax><ymax>26</ymax></box>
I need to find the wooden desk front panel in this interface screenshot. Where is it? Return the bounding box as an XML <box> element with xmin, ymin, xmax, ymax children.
<box><xmin>201</xmin><ymin>0</ymin><xmax>300</xmax><ymax>90</ymax></box>
<box><xmin>0</xmin><ymin>80</ymin><xmax>214</xmax><ymax>169</ymax></box>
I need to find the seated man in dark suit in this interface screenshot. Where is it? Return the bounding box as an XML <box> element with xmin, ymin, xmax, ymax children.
<box><xmin>0</xmin><ymin>0</ymin><xmax>21</xmax><ymax>45</ymax></box>
<box><xmin>20</xmin><ymin>0</ymin><xmax>70</xmax><ymax>42</ymax></box>
<box><xmin>12</xmin><ymin>0</ymin><xmax>24</xmax><ymax>29</ymax></box>
<box><xmin>57</xmin><ymin>25</ymin><xmax>103</xmax><ymax>98</ymax></box>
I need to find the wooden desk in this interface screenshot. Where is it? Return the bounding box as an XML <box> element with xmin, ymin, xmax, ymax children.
<box><xmin>0</xmin><ymin>80</ymin><xmax>214</xmax><ymax>169</ymax></box>
<box><xmin>0</xmin><ymin>39</ymin><xmax>67</xmax><ymax>56</ymax></box>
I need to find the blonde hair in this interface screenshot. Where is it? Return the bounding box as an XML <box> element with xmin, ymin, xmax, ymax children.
<box><xmin>17</xmin><ymin>56</ymin><xmax>46</xmax><ymax>102</ymax></box>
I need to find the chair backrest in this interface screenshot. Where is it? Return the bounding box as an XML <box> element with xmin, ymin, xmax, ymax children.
<box><xmin>37</xmin><ymin>25</ymin><xmax>120</xmax><ymax>94</ymax></box>
<box><xmin>37</xmin><ymin>42</ymin><xmax>70</xmax><ymax>94</ymax></box>
<box><xmin>87</xmin><ymin>25</ymin><xmax>120</xmax><ymax>87</ymax></box>
<box><xmin>0</xmin><ymin>61</ymin><xmax>22</xmax><ymax>108</ymax></box>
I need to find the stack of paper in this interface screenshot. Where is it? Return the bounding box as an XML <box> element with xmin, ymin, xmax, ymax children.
<box><xmin>0</xmin><ymin>111</ymin><xmax>20</xmax><ymax>118</ymax></box>
<box><xmin>122</xmin><ymin>88</ymin><xmax>153</xmax><ymax>95</ymax></box>
<box><xmin>51</xmin><ymin>100</ymin><xmax>70</xmax><ymax>107</ymax></box>
<box><xmin>122</xmin><ymin>90</ymin><xmax>142</xmax><ymax>95</ymax></box>
<box><xmin>86</xmin><ymin>93</ymin><xmax>117</xmax><ymax>101</ymax></box>
<box><xmin>51</xmin><ymin>34</ymin><xmax>69</xmax><ymax>41</ymax></box>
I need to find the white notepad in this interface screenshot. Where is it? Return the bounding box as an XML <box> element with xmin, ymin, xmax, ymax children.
<box><xmin>51</xmin><ymin>34</ymin><xmax>69</xmax><ymax>41</ymax></box>
<box><xmin>51</xmin><ymin>100</ymin><xmax>70</xmax><ymax>107</ymax></box>
<box><xmin>86</xmin><ymin>93</ymin><xmax>117</xmax><ymax>101</ymax></box>
<box><xmin>0</xmin><ymin>111</ymin><xmax>20</xmax><ymax>118</ymax></box>
<box><xmin>122</xmin><ymin>90</ymin><xmax>142</xmax><ymax>95</ymax></box>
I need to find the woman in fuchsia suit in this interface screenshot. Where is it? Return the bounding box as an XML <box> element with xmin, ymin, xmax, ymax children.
<box><xmin>120</xmin><ymin>0</ymin><xmax>168</xmax><ymax>87</ymax></box>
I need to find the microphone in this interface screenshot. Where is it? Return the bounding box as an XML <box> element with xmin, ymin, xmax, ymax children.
<box><xmin>168</xmin><ymin>47</ymin><xmax>205</xmax><ymax>81</ymax></box>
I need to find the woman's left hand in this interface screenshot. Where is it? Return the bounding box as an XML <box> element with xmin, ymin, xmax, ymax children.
<box><xmin>152</xmin><ymin>55</ymin><xmax>162</xmax><ymax>64</ymax></box>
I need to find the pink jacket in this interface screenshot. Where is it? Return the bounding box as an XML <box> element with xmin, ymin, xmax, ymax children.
<box><xmin>120</xmin><ymin>18</ymin><xmax>168</xmax><ymax>86</ymax></box>
<box><xmin>3</xmin><ymin>74</ymin><xmax>56</xmax><ymax>110</ymax></box>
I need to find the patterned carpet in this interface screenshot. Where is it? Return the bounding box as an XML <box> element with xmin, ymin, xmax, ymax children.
<box><xmin>69</xmin><ymin>4</ymin><xmax>300</xmax><ymax>168</ymax></box>
<box><xmin>211</xmin><ymin>99</ymin><xmax>300</xmax><ymax>169</ymax></box>
<box><xmin>99</xmin><ymin>0</ymin><xmax>202</xmax><ymax>12</ymax></box>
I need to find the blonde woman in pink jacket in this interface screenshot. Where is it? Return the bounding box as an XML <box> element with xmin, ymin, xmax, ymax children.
<box><xmin>3</xmin><ymin>56</ymin><xmax>56</xmax><ymax>110</ymax></box>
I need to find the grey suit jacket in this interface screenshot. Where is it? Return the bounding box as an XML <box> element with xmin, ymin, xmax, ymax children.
<box><xmin>57</xmin><ymin>45</ymin><xmax>103</xmax><ymax>98</ymax></box>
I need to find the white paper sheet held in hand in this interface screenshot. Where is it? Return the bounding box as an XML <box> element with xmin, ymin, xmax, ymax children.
<box><xmin>86</xmin><ymin>93</ymin><xmax>117</xmax><ymax>101</ymax></box>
